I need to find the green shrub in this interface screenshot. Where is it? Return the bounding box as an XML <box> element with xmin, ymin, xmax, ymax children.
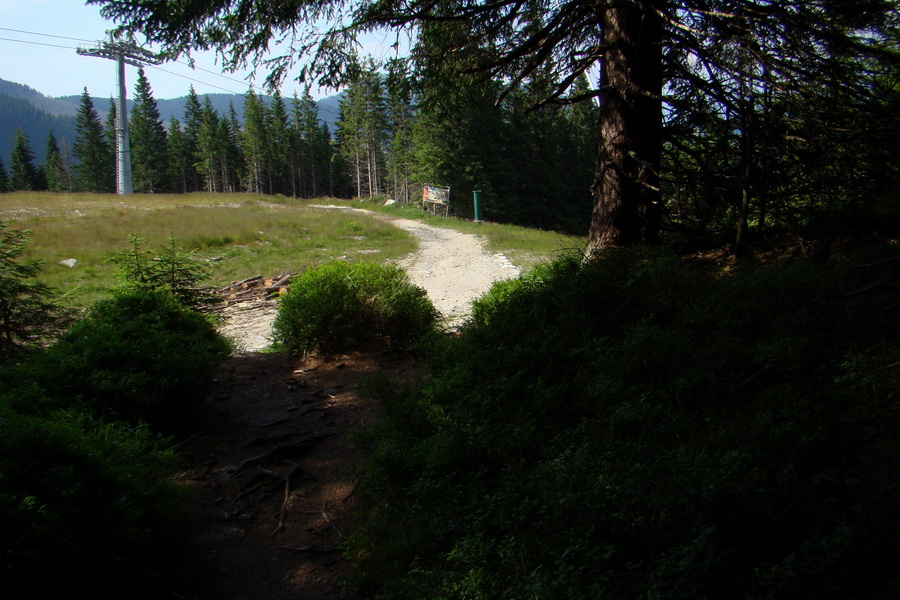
<box><xmin>347</xmin><ymin>246</ymin><xmax>900</xmax><ymax>599</ymax></box>
<box><xmin>0</xmin><ymin>386</ymin><xmax>183</xmax><ymax>596</ymax></box>
<box><xmin>272</xmin><ymin>260</ymin><xmax>439</xmax><ymax>354</ymax></box>
<box><xmin>0</xmin><ymin>221</ymin><xmax>63</xmax><ymax>362</ymax></box>
<box><xmin>22</xmin><ymin>288</ymin><xmax>232</xmax><ymax>424</ymax></box>
<box><xmin>107</xmin><ymin>234</ymin><xmax>217</xmax><ymax>308</ymax></box>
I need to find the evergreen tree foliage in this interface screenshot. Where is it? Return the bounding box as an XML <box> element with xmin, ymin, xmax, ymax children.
<box><xmin>0</xmin><ymin>222</ymin><xmax>60</xmax><ymax>361</ymax></box>
<box><xmin>291</xmin><ymin>90</ymin><xmax>332</xmax><ymax>198</ymax></box>
<box><xmin>0</xmin><ymin>157</ymin><xmax>9</xmax><ymax>193</ymax></box>
<box><xmin>194</xmin><ymin>97</ymin><xmax>224</xmax><ymax>192</ymax></box>
<box><xmin>268</xmin><ymin>89</ymin><xmax>292</xmax><ymax>195</ymax></box>
<box><xmin>182</xmin><ymin>85</ymin><xmax>204</xmax><ymax>192</ymax></box>
<box><xmin>165</xmin><ymin>117</ymin><xmax>189</xmax><ymax>193</ymax></box>
<box><xmin>42</xmin><ymin>132</ymin><xmax>62</xmax><ymax>192</ymax></box>
<box><xmin>336</xmin><ymin>65</ymin><xmax>388</xmax><ymax>198</ymax></box>
<box><xmin>94</xmin><ymin>0</ymin><xmax>900</xmax><ymax>249</ymax></box>
<box><xmin>130</xmin><ymin>69</ymin><xmax>169</xmax><ymax>193</ymax></box>
<box><xmin>73</xmin><ymin>89</ymin><xmax>114</xmax><ymax>193</ymax></box>
<box><xmin>8</xmin><ymin>130</ymin><xmax>39</xmax><ymax>192</ymax></box>
<box><xmin>241</xmin><ymin>88</ymin><xmax>270</xmax><ymax>194</ymax></box>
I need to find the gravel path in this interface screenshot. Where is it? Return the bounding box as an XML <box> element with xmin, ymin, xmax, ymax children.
<box><xmin>218</xmin><ymin>208</ymin><xmax>520</xmax><ymax>351</ymax></box>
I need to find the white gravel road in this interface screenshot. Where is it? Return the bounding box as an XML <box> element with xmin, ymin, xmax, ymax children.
<box><xmin>218</xmin><ymin>208</ymin><xmax>520</xmax><ymax>352</ymax></box>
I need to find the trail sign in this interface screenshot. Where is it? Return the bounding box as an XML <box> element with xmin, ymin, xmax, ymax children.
<box><xmin>423</xmin><ymin>184</ymin><xmax>450</xmax><ymax>216</ymax></box>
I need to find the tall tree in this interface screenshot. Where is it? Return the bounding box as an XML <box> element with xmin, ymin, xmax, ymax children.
<box><xmin>0</xmin><ymin>157</ymin><xmax>9</xmax><ymax>193</ymax></box>
<box><xmin>166</xmin><ymin>117</ymin><xmax>190</xmax><ymax>193</ymax></box>
<box><xmin>194</xmin><ymin>97</ymin><xmax>224</xmax><ymax>192</ymax></box>
<box><xmin>336</xmin><ymin>65</ymin><xmax>388</xmax><ymax>198</ymax></box>
<box><xmin>182</xmin><ymin>85</ymin><xmax>204</xmax><ymax>192</ymax></box>
<box><xmin>9</xmin><ymin>130</ymin><xmax>39</xmax><ymax>192</ymax></box>
<box><xmin>130</xmin><ymin>69</ymin><xmax>169</xmax><ymax>193</ymax></box>
<box><xmin>241</xmin><ymin>89</ymin><xmax>270</xmax><ymax>194</ymax></box>
<box><xmin>94</xmin><ymin>0</ymin><xmax>900</xmax><ymax>253</ymax></box>
<box><xmin>43</xmin><ymin>132</ymin><xmax>62</xmax><ymax>192</ymax></box>
<box><xmin>73</xmin><ymin>90</ymin><xmax>114</xmax><ymax>193</ymax></box>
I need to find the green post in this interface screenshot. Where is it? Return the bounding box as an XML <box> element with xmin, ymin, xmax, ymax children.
<box><xmin>473</xmin><ymin>189</ymin><xmax>482</xmax><ymax>223</ymax></box>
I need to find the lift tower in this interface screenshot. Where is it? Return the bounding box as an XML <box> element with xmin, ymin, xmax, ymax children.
<box><xmin>77</xmin><ymin>33</ymin><xmax>162</xmax><ymax>195</ymax></box>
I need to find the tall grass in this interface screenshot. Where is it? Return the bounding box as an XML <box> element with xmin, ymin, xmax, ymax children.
<box><xmin>1</xmin><ymin>193</ymin><xmax>417</xmax><ymax>306</ymax></box>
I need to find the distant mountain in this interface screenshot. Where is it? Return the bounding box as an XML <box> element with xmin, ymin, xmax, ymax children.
<box><xmin>0</xmin><ymin>78</ymin><xmax>342</xmax><ymax>167</ymax></box>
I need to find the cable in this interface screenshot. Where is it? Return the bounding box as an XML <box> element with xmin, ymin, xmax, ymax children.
<box><xmin>0</xmin><ymin>26</ymin><xmax>94</xmax><ymax>43</ymax></box>
<box><xmin>0</xmin><ymin>36</ymin><xmax>77</xmax><ymax>50</ymax></box>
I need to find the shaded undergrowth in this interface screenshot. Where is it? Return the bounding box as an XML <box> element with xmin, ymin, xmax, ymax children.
<box><xmin>348</xmin><ymin>242</ymin><xmax>900</xmax><ymax>599</ymax></box>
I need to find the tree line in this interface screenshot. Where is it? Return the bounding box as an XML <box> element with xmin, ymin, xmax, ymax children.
<box><xmin>90</xmin><ymin>0</ymin><xmax>900</xmax><ymax>251</ymax></box>
<box><xmin>0</xmin><ymin>70</ymin><xmax>334</xmax><ymax>200</ymax></box>
<box><xmin>0</xmin><ymin>65</ymin><xmax>601</xmax><ymax>234</ymax></box>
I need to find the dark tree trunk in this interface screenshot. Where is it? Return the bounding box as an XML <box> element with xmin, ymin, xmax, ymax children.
<box><xmin>586</xmin><ymin>1</ymin><xmax>664</xmax><ymax>256</ymax></box>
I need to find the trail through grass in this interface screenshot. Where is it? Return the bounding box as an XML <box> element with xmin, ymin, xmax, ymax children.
<box><xmin>2</xmin><ymin>192</ymin><xmax>580</xmax><ymax>308</ymax></box>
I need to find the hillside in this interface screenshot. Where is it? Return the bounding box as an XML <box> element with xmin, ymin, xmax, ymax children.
<box><xmin>0</xmin><ymin>78</ymin><xmax>341</xmax><ymax>166</ymax></box>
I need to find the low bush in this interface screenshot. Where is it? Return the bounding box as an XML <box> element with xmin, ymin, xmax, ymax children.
<box><xmin>273</xmin><ymin>260</ymin><xmax>439</xmax><ymax>354</ymax></box>
<box><xmin>0</xmin><ymin>386</ymin><xmax>183</xmax><ymax>597</ymax></box>
<box><xmin>347</xmin><ymin>245</ymin><xmax>900</xmax><ymax>599</ymax></box>
<box><xmin>107</xmin><ymin>234</ymin><xmax>217</xmax><ymax>308</ymax></box>
<box><xmin>20</xmin><ymin>288</ymin><xmax>232</xmax><ymax>425</ymax></box>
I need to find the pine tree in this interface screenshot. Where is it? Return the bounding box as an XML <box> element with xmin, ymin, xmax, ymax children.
<box><xmin>43</xmin><ymin>132</ymin><xmax>62</xmax><ymax>192</ymax></box>
<box><xmin>385</xmin><ymin>59</ymin><xmax>415</xmax><ymax>204</ymax></box>
<box><xmin>268</xmin><ymin>90</ymin><xmax>292</xmax><ymax>196</ymax></box>
<box><xmin>292</xmin><ymin>90</ymin><xmax>331</xmax><ymax>199</ymax></box>
<box><xmin>9</xmin><ymin>130</ymin><xmax>39</xmax><ymax>191</ymax></box>
<box><xmin>166</xmin><ymin>117</ymin><xmax>189</xmax><ymax>193</ymax></box>
<box><xmin>183</xmin><ymin>86</ymin><xmax>204</xmax><ymax>192</ymax></box>
<box><xmin>194</xmin><ymin>98</ymin><xmax>223</xmax><ymax>192</ymax></box>
<box><xmin>241</xmin><ymin>89</ymin><xmax>270</xmax><ymax>194</ymax></box>
<box><xmin>73</xmin><ymin>89</ymin><xmax>113</xmax><ymax>193</ymax></box>
<box><xmin>336</xmin><ymin>65</ymin><xmax>388</xmax><ymax>198</ymax></box>
<box><xmin>221</xmin><ymin>104</ymin><xmax>244</xmax><ymax>193</ymax></box>
<box><xmin>0</xmin><ymin>157</ymin><xmax>9</xmax><ymax>193</ymax></box>
<box><xmin>130</xmin><ymin>69</ymin><xmax>169</xmax><ymax>193</ymax></box>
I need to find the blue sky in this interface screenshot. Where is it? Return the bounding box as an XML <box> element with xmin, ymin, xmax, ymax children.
<box><xmin>0</xmin><ymin>0</ymin><xmax>362</xmax><ymax>100</ymax></box>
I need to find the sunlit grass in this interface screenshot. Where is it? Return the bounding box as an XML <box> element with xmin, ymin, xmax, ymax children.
<box><xmin>1</xmin><ymin>192</ymin><xmax>582</xmax><ymax>307</ymax></box>
<box><xmin>2</xmin><ymin>192</ymin><xmax>415</xmax><ymax>306</ymax></box>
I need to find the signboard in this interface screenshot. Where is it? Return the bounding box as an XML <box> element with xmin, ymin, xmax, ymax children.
<box><xmin>422</xmin><ymin>184</ymin><xmax>450</xmax><ymax>216</ymax></box>
<box><xmin>423</xmin><ymin>185</ymin><xmax>449</xmax><ymax>204</ymax></box>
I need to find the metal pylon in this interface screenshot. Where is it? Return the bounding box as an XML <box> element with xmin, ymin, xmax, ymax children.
<box><xmin>77</xmin><ymin>33</ymin><xmax>162</xmax><ymax>195</ymax></box>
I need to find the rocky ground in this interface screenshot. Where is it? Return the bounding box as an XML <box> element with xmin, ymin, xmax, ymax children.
<box><xmin>174</xmin><ymin>212</ymin><xmax>519</xmax><ymax>599</ymax></box>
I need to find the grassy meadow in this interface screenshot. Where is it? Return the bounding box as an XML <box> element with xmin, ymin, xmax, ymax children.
<box><xmin>1</xmin><ymin>192</ymin><xmax>580</xmax><ymax>307</ymax></box>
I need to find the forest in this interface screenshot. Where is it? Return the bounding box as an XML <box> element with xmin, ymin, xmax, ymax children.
<box><xmin>3</xmin><ymin>0</ymin><xmax>900</xmax><ymax>597</ymax></box>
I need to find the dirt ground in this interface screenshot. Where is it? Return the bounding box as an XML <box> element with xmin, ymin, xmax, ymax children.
<box><xmin>173</xmin><ymin>213</ymin><xmax>518</xmax><ymax>598</ymax></box>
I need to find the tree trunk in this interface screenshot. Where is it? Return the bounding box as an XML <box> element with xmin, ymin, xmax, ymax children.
<box><xmin>586</xmin><ymin>1</ymin><xmax>663</xmax><ymax>256</ymax></box>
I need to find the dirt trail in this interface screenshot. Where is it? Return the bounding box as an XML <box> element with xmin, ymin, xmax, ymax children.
<box><xmin>218</xmin><ymin>208</ymin><xmax>520</xmax><ymax>351</ymax></box>
<box><xmin>175</xmin><ymin>211</ymin><xmax>521</xmax><ymax>598</ymax></box>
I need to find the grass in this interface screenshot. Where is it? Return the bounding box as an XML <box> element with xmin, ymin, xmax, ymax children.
<box><xmin>1</xmin><ymin>192</ymin><xmax>418</xmax><ymax>306</ymax></box>
<box><xmin>1</xmin><ymin>192</ymin><xmax>581</xmax><ymax>308</ymax></box>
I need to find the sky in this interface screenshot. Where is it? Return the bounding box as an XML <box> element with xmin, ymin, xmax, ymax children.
<box><xmin>0</xmin><ymin>0</ymin><xmax>366</xmax><ymax>101</ymax></box>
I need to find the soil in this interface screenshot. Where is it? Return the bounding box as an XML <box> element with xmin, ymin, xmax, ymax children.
<box><xmin>173</xmin><ymin>211</ymin><xmax>519</xmax><ymax>599</ymax></box>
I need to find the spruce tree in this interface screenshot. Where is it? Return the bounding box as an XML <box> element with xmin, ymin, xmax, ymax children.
<box><xmin>182</xmin><ymin>86</ymin><xmax>204</xmax><ymax>192</ymax></box>
<box><xmin>9</xmin><ymin>130</ymin><xmax>39</xmax><ymax>192</ymax></box>
<box><xmin>0</xmin><ymin>157</ymin><xmax>9</xmax><ymax>193</ymax></box>
<box><xmin>241</xmin><ymin>89</ymin><xmax>270</xmax><ymax>194</ymax></box>
<box><xmin>166</xmin><ymin>117</ymin><xmax>189</xmax><ymax>193</ymax></box>
<box><xmin>130</xmin><ymin>69</ymin><xmax>169</xmax><ymax>193</ymax></box>
<box><xmin>268</xmin><ymin>90</ymin><xmax>291</xmax><ymax>196</ymax></box>
<box><xmin>73</xmin><ymin>89</ymin><xmax>114</xmax><ymax>193</ymax></box>
<box><xmin>43</xmin><ymin>132</ymin><xmax>62</xmax><ymax>192</ymax></box>
<box><xmin>194</xmin><ymin>98</ymin><xmax>223</xmax><ymax>192</ymax></box>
